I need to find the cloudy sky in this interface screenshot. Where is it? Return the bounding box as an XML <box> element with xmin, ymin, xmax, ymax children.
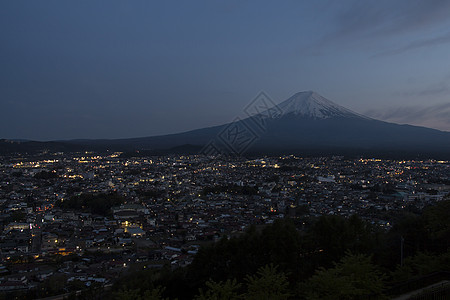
<box><xmin>2</xmin><ymin>0</ymin><xmax>450</xmax><ymax>140</ymax></box>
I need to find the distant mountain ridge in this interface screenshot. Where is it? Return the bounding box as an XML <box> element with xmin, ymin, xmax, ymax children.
<box><xmin>2</xmin><ymin>91</ymin><xmax>450</xmax><ymax>158</ymax></box>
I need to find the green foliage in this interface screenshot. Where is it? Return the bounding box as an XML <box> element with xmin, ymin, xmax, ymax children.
<box><xmin>383</xmin><ymin>199</ymin><xmax>450</xmax><ymax>267</ymax></box>
<box><xmin>193</xmin><ymin>265</ymin><xmax>290</xmax><ymax>300</ymax></box>
<box><xmin>259</xmin><ymin>219</ymin><xmax>301</xmax><ymax>273</ymax></box>
<box><xmin>194</xmin><ymin>279</ymin><xmax>241</xmax><ymax>300</ymax></box>
<box><xmin>113</xmin><ymin>288</ymin><xmax>141</xmax><ymax>300</ymax></box>
<box><xmin>112</xmin><ymin>286</ymin><xmax>169</xmax><ymax>300</ymax></box>
<box><xmin>188</xmin><ymin>219</ymin><xmax>301</xmax><ymax>284</ymax></box>
<box><xmin>111</xmin><ymin>200</ymin><xmax>450</xmax><ymax>299</ymax></box>
<box><xmin>244</xmin><ymin>264</ymin><xmax>291</xmax><ymax>300</ymax></box>
<box><xmin>188</xmin><ymin>215</ymin><xmax>384</xmax><ymax>292</ymax></box>
<box><xmin>387</xmin><ymin>213</ymin><xmax>427</xmax><ymax>256</ymax></box>
<box><xmin>301</xmin><ymin>253</ymin><xmax>386</xmax><ymax>300</ymax></box>
<box><xmin>305</xmin><ymin>214</ymin><xmax>382</xmax><ymax>268</ymax></box>
<box><xmin>143</xmin><ymin>287</ymin><xmax>171</xmax><ymax>300</ymax></box>
<box><xmin>55</xmin><ymin>192</ymin><xmax>125</xmax><ymax>215</ymax></box>
<box><xmin>113</xmin><ymin>269</ymin><xmax>162</xmax><ymax>295</ymax></box>
<box><xmin>424</xmin><ymin>199</ymin><xmax>450</xmax><ymax>251</ymax></box>
<box><xmin>391</xmin><ymin>250</ymin><xmax>450</xmax><ymax>283</ymax></box>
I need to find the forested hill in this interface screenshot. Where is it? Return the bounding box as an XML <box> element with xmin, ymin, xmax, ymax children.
<box><xmin>109</xmin><ymin>199</ymin><xmax>450</xmax><ymax>300</ymax></box>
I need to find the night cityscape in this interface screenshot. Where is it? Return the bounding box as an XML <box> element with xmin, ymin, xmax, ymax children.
<box><xmin>0</xmin><ymin>152</ymin><xmax>449</xmax><ymax>298</ymax></box>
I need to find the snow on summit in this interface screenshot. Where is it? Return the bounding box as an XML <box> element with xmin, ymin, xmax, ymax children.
<box><xmin>275</xmin><ymin>91</ymin><xmax>367</xmax><ymax>119</ymax></box>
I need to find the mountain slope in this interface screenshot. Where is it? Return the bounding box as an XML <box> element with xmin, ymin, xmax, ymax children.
<box><xmin>3</xmin><ymin>91</ymin><xmax>450</xmax><ymax>158</ymax></box>
<box><xmin>110</xmin><ymin>91</ymin><xmax>450</xmax><ymax>156</ymax></box>
<box><xmin>0</xmin><ymin>139</ymin><xmax>89</xmax><ymax>154</ymax></box>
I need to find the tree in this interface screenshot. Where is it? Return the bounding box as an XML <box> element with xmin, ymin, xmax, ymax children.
<box><xmin>187</xmin><ymin>219</ymin><xmax>302</xmax><ymax>285</ymax></box>
<box><xmin>112</xmin><ymin>288</ymin><xmax>141</xmax><ymax>300</ymax></box>
<box><xmin>112</xmin><ymin>286</ymin><xmax>169</xmax><ymax>300</ymax></box>
<box><xmin>391</xmin><ymin>250</ymin><xmax>450</xmax><ymax>283</ymax></box>
<box><xmin>194</xmin><ymin>279</ymin><xmax>241</xmax><ymax>300</ymax></box>
<box><xmin>424</xmin><ymin>199</ymin><xmax>450</xmax><ymax>252</ymax></box>
<box><xmin>142</xmin><ymin>286</ymin><xmax>170</xmax><ymax>300</ymax></box>
<box><xmin>305</xmin><ymin>215</ymin><xmax>381</xmax><ymax>268</ymax></box>
<box><xmin>301</xmin><ymin>253</ymin><xmax>386</xmax><ymax>300</ymax></box>
<box><xmin>244</xmin><ymin>264</ymin><xmax>291</xmax><ymax>300</ymax></box>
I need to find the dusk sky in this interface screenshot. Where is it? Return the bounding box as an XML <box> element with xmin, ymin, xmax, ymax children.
<box><xmin>2</xmin><ymin>0</ymin><xmax>450</xmax><ymax>141</ymax></box>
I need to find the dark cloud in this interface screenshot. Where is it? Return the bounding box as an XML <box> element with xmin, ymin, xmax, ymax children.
<box><xmin>416</xmin><ymin>85</ymin><xmax>450</xmax><ymax>97</ymax></box>
<box><xmin>365</xmin><ymin>102</ymin><xmax>450</xmax><ymax>132</ymax></box>
<box><xmin>397</xmin><ymin>81</ymin><xmax>450</xmax><ymax>97</ymax></box>
<box><xmin>312</xmin><ymin>0</ymin><xmax>450</xmax><ymax>55</ymax></box>
<box><xmin>334</xmin><ymin>0</ymin><xmax>450</xmax><ymax>39</ymax></box>
<box><xmin>374</xmin><ymin>31</ymin><xmax>450</xmax><ymax>57</ymax></box>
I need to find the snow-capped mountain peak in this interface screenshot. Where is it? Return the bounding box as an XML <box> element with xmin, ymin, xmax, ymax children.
<box><xmin>275</xmin><ymin>91</ymin><xmax>367</xmax><ymax>119</ymax></box>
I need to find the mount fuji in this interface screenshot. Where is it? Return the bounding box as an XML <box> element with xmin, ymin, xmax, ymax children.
<box><xmin>273</xmin><ymin>91</ymin><xmax>368</xmax><ymax>120</ymax></box>
<box><xmin>67</xmin><ymin>90</ymin><xmax>450</xmax><ymax>158</ymax></box>
<box><xmin>3</xmin><ymin>91</ymin><xmax>450</xmax><ymax>158</ymax></box>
